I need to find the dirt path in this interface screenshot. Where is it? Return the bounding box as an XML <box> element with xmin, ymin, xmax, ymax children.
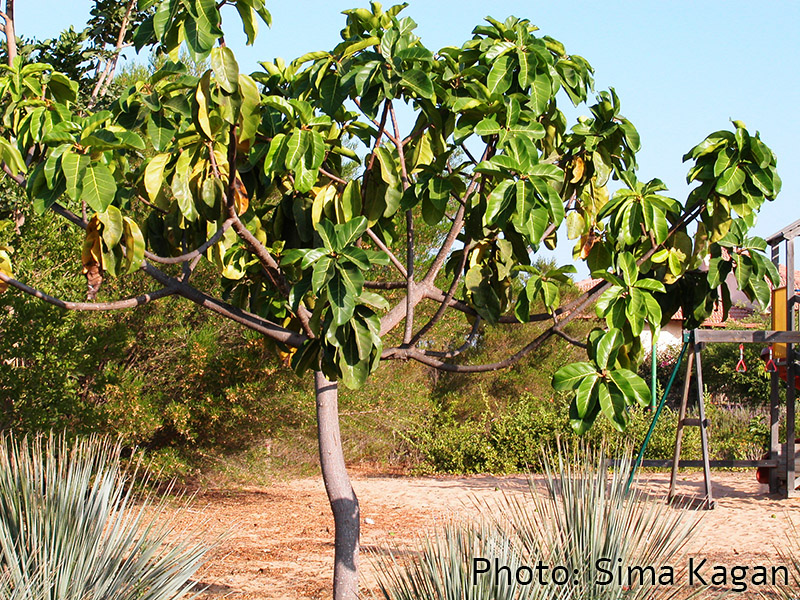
<box><xmin>179</xmin><ymin>471</ymin><xmax>800</xmax><ymax>599</ymax></box>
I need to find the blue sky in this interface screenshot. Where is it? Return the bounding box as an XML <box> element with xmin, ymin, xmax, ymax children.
<box><xmin>17</xmin><ymin>1</ymin><xmax>800</xmax><ymax>275</ymax></box>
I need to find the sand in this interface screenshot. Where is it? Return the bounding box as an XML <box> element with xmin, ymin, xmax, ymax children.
<box><xmin>178</xmin><ymin>470</ymin><xmax>800</xmax><ymax>599</ymax></box>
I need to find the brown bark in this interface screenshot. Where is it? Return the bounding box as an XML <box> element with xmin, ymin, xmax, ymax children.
<box><xmin>4</xmin><ymin>0</ymin><xmax>16</xmax><ymax>65</ymax></box>
<box><xmin>315</xmin><ymin>371</ymin><xmax>360</xmax><ymax>600</ymax></box>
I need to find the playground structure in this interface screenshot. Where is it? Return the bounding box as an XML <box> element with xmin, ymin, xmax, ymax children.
<box><xmin>634</xmin><ymin>218</ymin><xmax>800</xmax><ymax>507</ymax></box>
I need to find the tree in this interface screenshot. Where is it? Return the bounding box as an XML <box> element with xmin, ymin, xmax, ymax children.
<box><xmin>0</xmin><ymin>2</ymin><xmax>781</xmax><ymax>598</ymax></box>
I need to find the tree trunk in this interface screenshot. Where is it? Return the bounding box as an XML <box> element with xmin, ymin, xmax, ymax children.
<box><xmin>315</xmin><ymin>371</ymin><xmax>360</xmax><ymax>599</ymax></box>
<box><xmin>5</xmin><ymin>1</ymin><xmax>17</xmax><ymax>65</ymax></box>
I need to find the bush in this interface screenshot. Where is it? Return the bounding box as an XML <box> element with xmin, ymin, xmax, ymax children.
<box><xmin>407</xmin><ymin>393</ymin><xmax>702</xmax><ymax>474</ymax></box>
<box><xmin>0</xmin><ymin>433</ymin><xmax>215</xmax><ymax>599</ymax></box>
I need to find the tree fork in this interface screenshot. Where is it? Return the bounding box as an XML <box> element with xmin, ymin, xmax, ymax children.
<box><xmin>315</xmin><ymin>371</ymin><xmax>360</xmax><ymax>600</ymax></box>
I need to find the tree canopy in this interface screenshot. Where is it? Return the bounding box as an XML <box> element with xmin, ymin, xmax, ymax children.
<box><xmin>0</xmin><ymin>2</ymin><xmax>783</xmax><ymax>597</ymax></box>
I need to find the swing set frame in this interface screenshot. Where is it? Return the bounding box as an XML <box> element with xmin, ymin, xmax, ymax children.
<box><xmin>630</xmin><ymin>218</ymin><xmax>800</xmax><ymax>506</ymax></box>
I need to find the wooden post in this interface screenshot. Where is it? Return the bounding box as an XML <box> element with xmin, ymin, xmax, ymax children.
<box><xmin>786</xmin><ymin>238</ymin><xmax>796</xmax><ymax>496</ymax></box>
<box><xmin>669</xmin><ymin>347</ymin><xmax>694</xmax><ymax>501</ymax></box>
<box><xmin>694</xmin><ymin>343</ymin><xmax>714</xmax><ymax>507</ymax></box>
<box><xmin>771</xmin><ymin>241</ymin><xmax>781</xmax><ymax>494</ymax></box>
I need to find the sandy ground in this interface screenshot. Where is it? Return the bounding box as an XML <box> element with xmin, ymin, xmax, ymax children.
<box><xmin>174</xmin><ymin>470</ymin><xmax>800</xmax><ymax>599</ymax></box>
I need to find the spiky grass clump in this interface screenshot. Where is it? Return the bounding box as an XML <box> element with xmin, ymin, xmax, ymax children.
<box><xmin>0</xmin><ymin>433</ymin><xmax>215</xmax><ymax>600</ymax></box>
<box><xmin>502</xmin><ymin>445</ymin><xmax>699</xmax><ymax>599</ymax></box>
<box><xmin>374</xmin><ymin>445</ymin><xmax>700</xmax><ymax>600</ymax></box>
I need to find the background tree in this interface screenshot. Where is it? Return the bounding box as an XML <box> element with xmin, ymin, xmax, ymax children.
<box><xmin>0</xmin><ymin>2</ymin><xmax>781</xmax><ymax>598</ymax></box>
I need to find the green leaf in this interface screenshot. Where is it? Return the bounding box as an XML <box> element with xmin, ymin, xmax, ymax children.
<box><xmin>97</xmin><ymin>206</ymin><xmax>124</xmax><ymax>248</ymax></box>
<box><xmin>633</xmin><ymin>278</ymin><xmax>666</xmax><ymax>293</ymax></box>
<box><xmin>0</xmin><ymin>138</ymin><xmax>25</xmax><ymax>175</ymax></box>
<box><xmin>328</xmin><ymin>273</ymin><xmax>357</xmax><ymax>326</ymax></box>
<box><xmin>400</xmin><ymin>69</ymin><xmax>434</xmax><ymax>100</ymax></box>
<box><xmin>172</xmin><ymin>171</ymin><xmax>198</xmax><ymax>221</ymax></box>
<box><xmin>528</xmin><ymin>75</ymin><xmax>551</xmax><ymax>116</ymax></box>
<box><xmin>335</xmin><ymin>216</ymin><xmax>368</xmax><ymax>249</ymax></box>
<box><xmin>595</xmin><ymin>328</ymin><xmax>622</xmax><ymax>369</ymax></box>
<box><xmin>184</xmin><ymin>13</ymin><xmax>217</xmax><ymax>58</ymax></box>
<box><xmin>552</xmin><ymin>362</ymin><xmax>596</xmax><ymax>391</ymax></box>
<box><xmin>312</xmin><ymin>255</ymin><xmax>335</xmax><ymax>292</ymax></box>
<box><xmin>285</xmin><ymin>129</ymin><xmax>308</xmax><ymax>170</ymax></box>
<box><xmin>62</xmin><ymin>152</ymin><xmax>90</xmax><ymax>201</ymax></box>
<box><xmin>486</xmin><ymin>54</ymin><xmax>514</xmax><ymax>96</ymax></box>
<box><xmin>144</xmin><ymin>153</ymin><xmax>171</xmax><ymax>203</ymax></box>
<box><xmin>373</xmin><ymin>146</ymin><xmax>399</xmax><ymax>188</ymax></box>
<box><xmin>618</xmin><ymin>252</ymin><xmax>637</xmax><ymax>287</ymax></box>
<box><xmin>335</xmin><ymin>180</ymin><xmax>362</xmax><ymax>223</ymax></box>
<box><xmin>316</xmin><ymin>219</ymin><xmax>337</xmax><ymax>252</ymax></box>
<box><xmin>358</xmin><ymin>290</ymin><xmax>390</xmax><ymax>311</ymax></box>
<box><xmin>607</xmin><ymin>368</ymin><xmax>650</xmax><ymax>407</ymax></box>
<box><xmin>146</xmin><ymin>113</ymin><xmax>175</xmax><ymax>152</ymax></box>
<box><xmin>595</xmin><ymin>285</ymin><xmax>622</xmax><ymax>316</ymax></box>
<box><xmin>484</xmin><ymin>180</ymin><xmax>514</xmax><ymax>227</ymax></box>
<box><xmin>716</xmin><ymin>165</ymin><xmax>745</xmax><ymax>195</ymax></box>
<box><xmin>235</xmin><ymin>2</ymin><xmax>258</xmax><ymax>44</ymax></box>
<box><xmin>598</xmin><ymin>382</ymin><xmax>627</xmax><ymax>432</ymax></box>
<box><xmin>566</xmin><ymin>212</ymin><xmax>585</xmax><ymax>240</ymax></box>
<box><xmin>574</xmin><ymin>373</ymin><xmax>598</xmax><ymax>419</ymax></box>
<box><xmin>211</xmin><ymin>46</ymin><xmax>239</xmax><ymax>93</ymax></box>
<box><xmin>195</xmin><ymin>71</ymin><xmax>214</xmax><ymax>139</ymax></box>
<box><xmin>81</xmin><ymin>164</ymin><xmax>117</xmax><ymax>213</ymax></box>
<box><xmin>474</xmin><ymin>116</ymin><xmax>502</xmax><ymax>137</ymax></box>
<box><xmin>300</xmin><ymin>248</ymin><xmax>329</xmax><ymax>269</ymax></box>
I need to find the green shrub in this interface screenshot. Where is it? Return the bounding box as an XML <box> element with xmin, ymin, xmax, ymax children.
<box><xmin>407</xmin><ymin>393</ymin><xmax>703</xmax><ymax>474</ymax></box>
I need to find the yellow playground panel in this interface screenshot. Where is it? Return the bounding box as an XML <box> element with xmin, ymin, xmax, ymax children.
<box><xmin>773</xmin><ymin>286</ymin><xmax>787</xmax><ymax>358</ymax></box>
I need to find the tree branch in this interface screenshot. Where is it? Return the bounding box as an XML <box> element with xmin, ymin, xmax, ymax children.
<box><xmin>141</xmin><ymin>263</ymin><xmax>307</xmax><ymax>348</ymax></box>
<box><xmin>44</xmin><ymin>201</ymin><xmax>307</xmax><ymax>349</ymax></box>
<box><xmin>88</xmin><ymin>0</ymin><xmax>135</xmax><ymax>108</ymax></box>
<box><xmin>409</xmin><ymin>238</ymin><xmax>471</xmax><ymax>346</ymax></box>
<box><xmin>365</xmin><ymin>227</ymin><xmax>407</xmax><ymax>277</ymax></box>
<box><xmin>2</xmin><ymin>1</ymin><xmax>16</xmax><ymax>66</ymax></box>
<box><xmin>144</xmin><ymin>217</ymin><xmax>235</xmax><ymax>265</ymax></box>
<box><xmin>0</xmin><ymin>272</ymin><xmax>175</xmax><ymax>311</ymax></box>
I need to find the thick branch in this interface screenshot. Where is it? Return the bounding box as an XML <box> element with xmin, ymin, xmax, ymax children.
<box><xmin>0</xmin><ymin>272</ymin><xmax>175</xmax><ymax>311</ymax></box>
<box><xmin>386</xmin><ymin>328</ymin><xmax>555</xmax><ymax>372</ymax></box>
<box><xmin>410</xmin><ymin>238</ymin><xmax>471</xmax><ymax>346</ymax></box>
<box><xmin>142</xmin><ymin>263</ymin><xmax>307</xmax><ymax>348</ymax></box>
<box><xmin>2</xmin><ymin>1</ymin><xmax>16</xmax><ymax>65</ymax></box>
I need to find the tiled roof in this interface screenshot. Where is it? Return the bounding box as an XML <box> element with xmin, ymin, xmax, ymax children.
<box><xmin>777</xmin><ymin>264</ymin><xmax>800</xmax><ymax>290</ymax></box>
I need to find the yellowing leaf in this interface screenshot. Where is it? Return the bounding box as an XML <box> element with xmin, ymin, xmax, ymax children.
<box><xmin>570</xmin><ymin>156</ymin><xmax>585</xmax><ymax>183</ymax></box>
<box><xmin>144</xmin><ymin>153</ymin><xmax>170</xmax><ymax>202</ymax></box>
<box><xmin>232</xmin><ymin>176</ymin><xmax>249</xmax><ymax>214</ymax></box>
<box><xmin>313</xmin><ymin>184</ymin><xmax>337</xmax><ymax>226</ymax></box>
<box><xmin>0</xmin><ymin>246</ymin><xmax>13</xmax><ymax>293</ymax></box>
<box><xmin>82</xmin><ymin>217</ymin><xmax>104</xmax><ymax>300</ymax></box>
<box><xmin>195</xmin><ymin>71</ymin><xmax>214</xmax><ymax>139</ymax></box>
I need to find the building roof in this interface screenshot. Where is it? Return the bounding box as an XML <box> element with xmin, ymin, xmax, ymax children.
<box><xmin>777</xmin><ymin>264</ymin><xmax>800</xmax><ymax>290</ymax></box>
